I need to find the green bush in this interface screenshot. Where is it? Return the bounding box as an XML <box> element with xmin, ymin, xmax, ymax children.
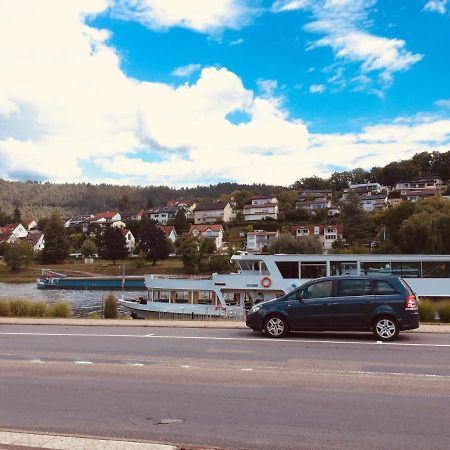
<box><xmin>9</xmin><ymin>299</ymin><xmax>31</xmax><ymax>317</ymax></box>
<box><xmin>418</xmin><ymin>299</ymin><xmax>435</xmax><ymax>322</ymax></box>
<box><xmin>437</xmin><ymin>301</ymin><xmax>450</xmax><ymax>323</ymax></box>
<box><xmin>0</xmin><ymin>300</ymin><xmax>11</xmax><ymax>316</ymax></box>
<box><xmin>29</xmin><ymin>301</ymin><xmax>48</xmax><ymax>318</ymax></box>
<box><xmin>103</xmin><ymin>294</ymin><xmax>118</xmax><ymax>319</ymax></box>
<box><xmin>49</xmin><ymin>301</ymin><xmax>71</xmax><ymax>318</ymax></box>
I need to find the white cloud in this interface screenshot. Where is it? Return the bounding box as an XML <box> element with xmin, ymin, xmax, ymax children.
<box><xmin>109</xmin><ymin>0</ymin><xmax>257</xmax><ymax>33</ymax></box>
<box><xmin>229</xmin><ymin>38</ymin><xmax>244</xmax><ymax>46</ymax></box>
<box><xmin>273</xmin><ymin>0</ymin><xmax>422</xmax><ymax>90</ymax></box>
<box><xmin>309</xmin><ymin>84</ymin><xmax>326</xmax><ymax>93</ymax></box>
<box><xmin>435</xmin><ymin>99</ymin><xmax>450</xmax><ymax>108</ymax></box>
<box><xmin>0</xmin><ymin>1</ymin><xmax>448</xmax><ymax>188</ymax></box>
<box><xmin>423</xmin><ymin>0</ymin><xmax>448</xmax><ymax>14</ymax></box>
<box><xmin>172</xmin><ymin>64</ymin><xmax>202</xmax><ymax>77</ymax></box>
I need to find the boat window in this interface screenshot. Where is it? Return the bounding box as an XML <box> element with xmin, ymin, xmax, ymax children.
<box><xmin>224</xmin><ymin>292</ymin><xmax>241</xmax><ymax>306</ymax></box>
<box><xmin>337</xmin><ymin>279</ymin><xmax>372</xmax><ymax>297</ymax></box>
<box><xmin>174</xmin><ymin>290</ymin><xmax>190</xmax><ymax>304</ymax></box>
<box><xmin>330</xmin><ymin>261</ymin><xmax>358</xmax><ymax>276</ymax></box>
<box><xmin>391</xmin><ymin>262</ymin><xmax>421</xmax><ymax>278</ymax></box>
<box><xmin>300</xmin><ymin>263</ymin><xmax>326</xmax><ymax>279</ymax></box>
<box><xmin>239</xmin><ymin>260</ymin><xmax>261</xmax><ymax>271</ymax></box>
<box><xmin>275</xmin><ymin>261</ymin><xmax>299</xmax><ymax>279</ymax></box>
<box><xmin>260</xmin><ymin>262</ymin><xmax>270</xmax><ymax>275</ymax></box>
<box><xmin>152</xmin><ymin>290</ymin><xmax>169</xmax><ymax>303</ymax></box>
<box><xmin>361</xmin><ymin>262</ymin><xmax>391</xmax><ymax>275</ymax></box>
<box><xmin>196</xmin><ymin>291</ymin><xmax>214</xmax><ymax>305</ymax></box>
<box><xmin>422</xmin><ymin>262</ymin><xmax>450</xmax><ymax>278</ymax></box>
<box><xmin>302</xmin><ymin>280</ymin><xmax>333</xmax><ymax>299</ymax></box>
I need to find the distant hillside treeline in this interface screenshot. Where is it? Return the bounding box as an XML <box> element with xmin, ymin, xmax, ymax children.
<box><xmin>0</xmin><ymin>180</ymin><xmax>278</xmax><ymax>220</ymax></box>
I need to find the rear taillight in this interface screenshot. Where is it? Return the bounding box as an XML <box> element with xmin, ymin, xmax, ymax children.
<box><xmin>405</xmin><ymin>294</ymin><xmax>418</xmax><ymax>311</ymax></box>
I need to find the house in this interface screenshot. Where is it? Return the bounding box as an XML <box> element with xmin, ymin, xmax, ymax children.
<box><xmin>395</xmin><ymin>177</ymin><xmax>442</xmax><ymax>194</ymax></box>
<box><xmin>21</xmin><ymin>232</ymin><xmax>45</xmax><ymax>252</ymax></box>
<box><xmin>246</xmin><ymin>230</ymin><xmax>279</xmax><ymax>252</ymax></box>
<box><xmin>359</xmin><ymin>194</ymin><xmax>388</xmax><ymax>212</ymax></box>
<box><xmin>64</xmin><ymin>215</ymin><xmax>94</xmax><ymax>233</ymax></box>
<box><xmin>0</xmin><ymin>223</ymin><xmax>28</xmax><ymax>243</ymax></box>
<box><xmin>189</xmin><ymin>224</ymin><xmax>224</xmax><ymax>250</ymax></box>
<box><xmin>165</xmin><ymin>199</ymin><xmax>197</xmax><ymax>219</ymax></box>
<box><xmin>22</xmin><ymin>219</ymin><xmax>38</xmax><ymax>232</ymax></box>
<box><xmin>402</xmin><ymin>189</ymin><xmax>438</xmax><ymax>202</ymax></box>
<box><xmin>296</xmin><ymin>190</ymin><xmax>332</xmax><ymax>212</ymax></box>
<box><xmin>243</xmin><ymin>195</ymin><xmax>279</xmax><ymax>221</ymax></box>
<box><xmin>291</xmin><ymin>224</ymin><xmax>343</xmax><ymax>251</ymax></box>
<box><xmin>93</xmin><ymin>211</ymin><xmax>121</xmax><ymax>224</ymax></box>
<box><xmin>120</xmin><ymin>228</ymin><xmax>135</xmax><ymax>253</ymax></box>
<box><xmin>194</xmin><ymin>201</ymin><xmax>233</xmax><ymax>224</ymax></box>
<box><xmin>146</xmin><ymin>206</ymin><xmax>179</xmax><ymax>225</ymax></box>
<box><xmin>159</xmin><ymin>225</ymin><xmax>177</xmax><ymax>243</ymax></box>
<box><xmin>120</xmin><ymin>209</ymin><xmax>146</xmax><ymax>222</ymax></box>
<box><xmin>344</xmin><ymin>182</ymin><xmax>383</xmax><ymax>197</ymax></box>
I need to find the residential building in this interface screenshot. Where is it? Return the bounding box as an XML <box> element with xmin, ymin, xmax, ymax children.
<box><xmin>395</xmin><ymin>177</ymin><xmax>443</xmax><ymax>194</ymax></box>
<box><xmin>189</xmin><ymin>224</ymin><xmax>224</xmax><ymax>250</ymax></box>
<box><xmin>120</xmin><ymin>209</ymin><xmax>146</xmax><ymax>222</ymax></box>
<box><xmin>159</xmin><ymin>225</ymin><xmax>178</xmax><ymax>243</ymax></box>
<box><xmin>64</xmin><ymin>215</ymin><xmax>94</xmax><ymax>233</ymax></box>
<box><xmin>344</xmin><ymin>182</ymin><xmax>383</xmax><ymax>197</ymax></box>
<box><xmin>120</xmin><ymin>228</ymin><xmax>135</xmax><ymax>254</ymax></box>
<box><xmin>165</xmin><ymin>199</ymin><xmax>197</xmax><ymax>220</ymax></box>
<box><xmin>402</xmin><ymin>189</ymin><xmax>438</xmax><ymax>202</ymax></box>
<box><xmin>23</xmin><ymin>219</ymin><xmax>38</xmax><ymax>232</ymax></box>
<box><xmin>0</xmin><ymin>223</ymin><xmax>28</xmax><ymax>242</ymax></box>
<box><xmin>194</xmin><ymin>201</ymin><xmax>233</xmax><ymax>224</ymax></box>
<box><xmin>291</xmin><ymin>224</ymin><xmax>343</xmax><ymax>251</ymax></box>
<box><xmin>21</xmin><ymin>232</ymin><xmax>45</xmax><ymax>252</ymax></box>
<box><xmin>359</xmin><ymin>194</ymin><xmax>388</xmax><ymax>212</ymax></box>
<box><xmin>296</xmin><ymin>190</ymin><xmax>332</xmax><ymax>212</ymax></box>
<box><xmin>93</xmin><ymin>211</ymin><xmax>121</xmax><ymax>224</ymax></box>
<box><xmin>243</xmin><ymin>195</ymin><xmax>279</xmax><ymax>221</ymax></box>
<box><xmin>146</xmin><ymin>206</ymin><xmax>179</xmax><ymax>224</ymax></box>
<box><xmin>246</xmin><ymin>230</ymin><xmax>279</xmax><ymax>252</ymax></box>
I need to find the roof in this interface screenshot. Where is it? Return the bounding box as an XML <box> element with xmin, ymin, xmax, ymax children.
<box><xmin>119</xmin><ymin>228</ymin><xmax>132</xmax><ymax>237</ymax></box>
<box><xmin>247</xmin><ymin>230</ymin><xmax>279</xmax><ymax>236</ymax></box>
<box><xmin>121</xmin><ymin>209</ymin><xmax>145</xmax><ymax>216</ymax></box>
<box><xmin>21</xmin><ymin>232</ymin><xmax>43</xmax><ymax>246</ymax></box>
<box><xmin>296</xmin><ymin>199</ymin><xmax>330</xmax><ymax>205</ymax></box>
<box><xmin>404</xmin><ymin>189</ymin><xmax>437</xmax><ymax>197</ymax></box>
<box><xmin>250</xmin><ymin>194</ymin><xmax>276</xmax><ymax>200</ymax></box>
<box><xmin>159</xmin><ymin>225</ymin><xmax>176</xmax><ymax>236</ymax></box>
<box><xmin>358</xmin><ymin>194</ymin><xmax>387</xmax><ymax>201</ymax></box>
<box><xmin>147</xmin><ymin>206</ymin><xmax>179</xmax><ymax>214</ymax></box>
<box><xmin>94</xmin><ymin>211</ymin><xmax>119</xmax><ymax>220</ymax></box>
<box><xmin>0</xmin><ymin>223</ymin><xmax>22</xmax><ymax>234</ymax></box>
<box><xmin>189</xmin><ymin>224</ymin><xmax>223</xmax><ymax>233</ymax></box>
<box><xmin>194</xmin><ymin>201</ymin><xmax>230</xmax><ymax>212</ymax></box>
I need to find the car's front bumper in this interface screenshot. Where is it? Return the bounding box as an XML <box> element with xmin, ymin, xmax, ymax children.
<box><xmin>245</xmin><ymin>310</ymin><xmax>265</xmax><ymax>331</ymax></box>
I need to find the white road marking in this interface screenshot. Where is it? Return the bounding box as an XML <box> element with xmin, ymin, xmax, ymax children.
<box><xmin>180</xmin><ymin>365</ymin><xmax>191</xmax><ymax>368</ymax></box>
<box><xmin>146</xmin><ymin>333</ymin><xmax>155</xmax><ymax>336</ymax></box>
<box><xmin>0</xmin><ymin>332</ymin><xmax>449</xmax><ymax>348</ymax></box>
<box><xmin>29</xmin><ymin>359</ymin><xmax>43</xmax><ymax>363</ymax></box>
<box><xmin>128</xmin><ymin>362</ymin><xmax>144</xmax><ymax>366</ymax></box>
<box><xmin>241</xmin><ymin>368</ymin><xmax>253</xmax><ymax>371</ymax></box>
<box><xmin>74</xmin><ymin>361</ymin><xmax>93</xmax><ymax>365</ymax></box>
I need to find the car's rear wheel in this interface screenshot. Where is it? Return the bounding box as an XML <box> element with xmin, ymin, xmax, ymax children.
<box><xmin>264</xmin><ymin>315</ymin><xmax>289</xmax><ymax>338</ymax></box>
<box><xmin>372</xmin><ymin>316</ymin><xmax>399</xmax><ymax>341</ymax></box>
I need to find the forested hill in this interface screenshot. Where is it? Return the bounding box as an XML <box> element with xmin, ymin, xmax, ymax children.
<box><xmin>0</xmin><ymin>180</ymin><xmax>279</xmax><ymax>219</ymax></box>
<box><xmin>0</xmin><ymin>150</ymin><xmax>448</xmax><ymax>220</ymax></box>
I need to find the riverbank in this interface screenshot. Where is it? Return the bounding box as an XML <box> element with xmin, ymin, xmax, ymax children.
<box><xmin>0</xmin><ymin>258</ymin><xmax>185</xmax><ymax>283</ymax></box>
<box><xmin>1</xmin><ymin>317</ymin><xmax>449</xmax><ymax>333</ymax></box>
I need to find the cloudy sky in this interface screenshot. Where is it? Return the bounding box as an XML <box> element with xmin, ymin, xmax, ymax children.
<box><xmin>0</xmin><ymin>0</ymin><xmax>449</xmax><ymax>186</ymax></box>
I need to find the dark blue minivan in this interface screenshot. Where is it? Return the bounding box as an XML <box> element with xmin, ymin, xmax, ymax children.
<box><xmin>246</xmin><ymin>275</ymin><xmax>419</xmax><ymax>341</ymax></box>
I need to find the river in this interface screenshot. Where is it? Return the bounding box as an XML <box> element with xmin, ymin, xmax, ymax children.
<box><xmin>0</xmin><ymin>282</ymin><xmax>143</xmax><ymax>317</ymax></box>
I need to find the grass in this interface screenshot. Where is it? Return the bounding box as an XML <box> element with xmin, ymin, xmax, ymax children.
<box><xmin>418</xmin><ymin>299</ymin><xmax>436</xmax><ymax>322</ymax></box>
<box><xmin>0</xmin><ymin>298</ymin><xmax>72</xmax><ymax>318</ymax></box>
<box><xmin>437</xmin><ymin>300</ymin><xmax>450</xmax><ymax>323</ymax></box>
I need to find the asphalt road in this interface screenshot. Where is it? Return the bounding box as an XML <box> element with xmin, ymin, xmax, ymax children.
<box><xmin>1</xmin><ymin>325</ymin><xmax>450</xmax><ymax>450</ymax></box>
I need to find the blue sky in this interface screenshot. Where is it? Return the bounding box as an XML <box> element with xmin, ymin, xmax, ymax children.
<box><xmin>0</xmin><ymin>0</ymin><xmax>449</xmax><ymax>186</ymax></box>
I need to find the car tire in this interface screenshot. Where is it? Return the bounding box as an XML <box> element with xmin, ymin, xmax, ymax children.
<box><xmin>264</xmin><ymin>315</ymin><xmax>289</xmax><ymax>338</ymax></box>
<box><xmin>372</xmin><ymin>315</ymin><xmax>399</xmax><ymax>341</ymax></box>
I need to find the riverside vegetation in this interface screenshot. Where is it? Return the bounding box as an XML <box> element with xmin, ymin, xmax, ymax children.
<box><xmin>0</xmin><ymin>299</ymin><xmax>71</xmax><ymax>318</ymax></box>
<box><xmin>418</xmin><ymin>299</ymin><xmax>450</xmax><ymax>323</ymax></box>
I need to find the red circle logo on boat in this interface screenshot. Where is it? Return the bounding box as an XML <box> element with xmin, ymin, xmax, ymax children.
<box><xmin>261</xmin><ymin>276</ymin><xmax>272</xmax><ymax>288</ymax></box>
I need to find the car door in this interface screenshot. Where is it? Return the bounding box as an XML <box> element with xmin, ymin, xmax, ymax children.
<box><xmin>328</xmin><ymin>278</ymin><xmax>375</xmax><ymax>329</ymax></box>
<box><xmin>285</xmin><ymin>280</ymin><xmax>334</xmax><ymax>330</ymax></box>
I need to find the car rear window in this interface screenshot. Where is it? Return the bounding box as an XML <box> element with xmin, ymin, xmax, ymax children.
<box><xmin>374</xmin><ymin>280</ymin><xmax>399</xmax><ymax>295</ymax></box>
<box><xmin>337</xmin><ymin>279</ymin><xmax>372</xmax><ymax>297</ymax></box>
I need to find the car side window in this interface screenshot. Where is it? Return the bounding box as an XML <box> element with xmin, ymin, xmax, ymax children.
<box><xmin>337</xmin><ymin>279</ymin><xmax>372</xmax><ymax>297</ymax></box>
<box><xmin>374</xmin><ymin>280</ymin><xmax>398</xmax><ymax>295</ymax></box>
<box><xmin>302</xmin><ymin>280</ymin><xmax>333</xmax><ymax>300</ymax></box>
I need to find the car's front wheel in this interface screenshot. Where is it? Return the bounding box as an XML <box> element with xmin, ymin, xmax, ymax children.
<box><xmin>264</xmin><ymin>315</ymin><xmax>289</xmax><ymax>338</ymax></box>
<box><xmin>372</xmin><ymin>316</ymin><xmax>399</xmax><ymax>341</ymax></box>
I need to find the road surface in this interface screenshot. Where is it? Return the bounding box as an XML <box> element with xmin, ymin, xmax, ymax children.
<box><xmin>1</xmin><ymin>325</ymin><xmax>450</xmax><ymax>449</ymax></box>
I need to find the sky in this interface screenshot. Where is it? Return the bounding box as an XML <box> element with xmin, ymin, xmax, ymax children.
<box><xmin>0</xmin><ymin>0</ymin><xmax>449</xmax><ymax>187</ymax></box>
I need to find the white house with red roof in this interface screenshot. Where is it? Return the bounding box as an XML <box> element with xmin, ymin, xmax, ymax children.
<box><xmin>158</xmin><ymin>225</ymin><xmax>177</xmax><ymax>243</ymax></box>
<box><xmin>243</xmin><ymin>195</ymin><xmax>279</xmax><ymax>221</ymax></box>
<box><xmin>0</xmin><ymin>223</ymin><xmax>28</xmax><ymax>243</ymax></box>
<box><xmin>189</xmin><ymin>224</ymin><xmax>224</xmax><ymax>249</ymax></box>
<box><xmin>22</xmin><ymin>219</ymin><xmax>38</xmax><ymax>232</ymax></box>
<box><xmin>120</xmin><ymin>209</ymin><xmax>146</xmax><ymax>222</ymax></box>
<box><xmin>94</xmin><ymin>211</ymin><xmax>121</xmax><ymax>223</ymax></box>
<box><xmin>246</xmin><ymin>230</ymin><xmax>279</xmax><ymax>252</ymax></box>
<box><xmin>21</xmin><ymin>232</ymin><xmax>45</xmax><ymax>252</ymax></box>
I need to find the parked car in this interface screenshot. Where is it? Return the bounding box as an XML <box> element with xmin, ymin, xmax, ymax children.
<box><xmin>246</xmin><ymin>275</ymin><xmax>419</xmax><ymax>341</ymax></box>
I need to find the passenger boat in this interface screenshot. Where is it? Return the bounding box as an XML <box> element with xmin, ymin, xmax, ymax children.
<box><xmin>120</xmin><ymin>253</ymin><xmax>450</xmax><ymax>318</ymax></box>
<box><xmin>37</xmin><ymin>269</ymin><xmax>146</xmax><ymax>290</ymax></box>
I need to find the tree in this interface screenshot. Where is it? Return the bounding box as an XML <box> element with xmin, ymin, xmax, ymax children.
<box><xmin>4</xmin><ymin>242</ymin><xmax>33</xmax><ymax>271</ymax></box>
<box><xmin>81</xmin><ymin>238</ymin><xmax>97</xmax><ymax>257</ymax></box>
<box><xmin>291</xmin><ymin>176</ymin><xmax>331</xmax><ymax>191</ymax></box>
<box><xmin>177</xmin><ymin>236</ymin><xmax>201</xmax><ymax>274</ymax></box>
<box><xmin>119</xmin><ymin>194</ymin><xmax>129</xmax><ymax>212</ymax></box>
<box><xmin>138</xmin><ymin>219</ymin><xmax>170</xmax><ymax>265</ymax></box>
<box><xmin>268</xmin><ymin>233</ymin><xmax>322</xmax><ymax>254</ymax></box>
<box><xmin>173</xmin><ymin>209</ymin><xmax>188</xmax><ymax>233</ymax></box>
<box><xmin>12</xmin><ymin>206</ymin><xmax>21</xmax><ymax>223</ymax></box>
<box><xmin>41</xmin><ymin>213</ymin><xmax>70</xmax><ymax>263</ymax></box>
<box><xmin>200</xmin><ymin>238</ymin><xmax>216</xmax><ymax>256</ymax></box>
<box><xmin>231</xmin><ymin>190</ymin><xmax>254</xmax><ymax>209</ymax></box>
<box><xmin>99</xmin><ymin>227</ymin><xmax>128</xmax><ymax>264</ymax></box>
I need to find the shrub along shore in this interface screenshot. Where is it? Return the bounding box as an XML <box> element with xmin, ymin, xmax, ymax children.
<box><xmin>0</xmin><ymin>298</ymin><xmax>71</xmax><ymax>318</ymax></box>
<box><xmin>418</xmin><ymin>299</ymin><xmax>450</xmax><ymax>323</ymax></box>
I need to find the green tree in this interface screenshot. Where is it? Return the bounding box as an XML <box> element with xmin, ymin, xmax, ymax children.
<box><xmin>138</xmin><ymin>219</ymin><xmax>170</xmax><ymax>265</ymax></box>
<box><xmin>268</xmin><ymin>234</ymin><xmax>322</xmax><ymax>254</ymax></box>
<box><xmin>42</xmin><ymin>213</ymin><xmax>70</xmax><ymax>263</ymax></box>
<box><xmin>4</xmin><ymin>242</ymin><xmax>34</xmax><ymax>271</ymax></box>
<box><xmin>173</xmin><ymin>209</ymin><xmax>188</xmax><ymax>233</ymax></box>
<box><xmin>177</xmin><ymin>236</ymin><xmax>201</xmax><ymax>273</ymax></box>
<box><xmin>12</xmin><ymin>206</ymin><xmax>21</xmax><ymax>223</ymax></box>
<box><xmin>200</xmin><ymin>238</ymin><xmax>216</xmax><ymax>256</ymax></box>
<box><xmin>291</xmin><ymin>176</ymin><xmax>331</xmax><ymax>191</ymax></box>
<box><xmin>81</xmin><ymin>238</ymin><xmax>97</xmax><ymax>257</ymax></box>
<box><xmin>231</xmin><ymin>190</ymin><xmax>254</xmax><ymax>209</ymax></box>
<box><xmin>99</xmin><ymin>227</ymin><xmax>128</xmax><ymax>264</ymax></box>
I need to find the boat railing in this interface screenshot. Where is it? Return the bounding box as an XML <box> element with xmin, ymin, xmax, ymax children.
<box><xmin>152</xmin><ymin>306</ymin><xmax>245</xmax><ymax>322</ymax></box>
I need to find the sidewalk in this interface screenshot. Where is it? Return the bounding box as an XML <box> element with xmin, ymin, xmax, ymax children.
<box><xmin>0</xmin><ymin>317</ymin><xmax>449</xmax><ymax>333</ymax></box>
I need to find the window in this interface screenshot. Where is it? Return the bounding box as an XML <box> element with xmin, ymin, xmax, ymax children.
<box><xmin>391</xmin><ymin>262</ymin><xmax>421</xmax><ymax>278</ymax></box>
<box><xmin>337</xmin><ymin>279</ymin><xmax>372</xmax><ymax>297</ymax></box>
<box><xmin>422</xmin><ymin>262</ymin><xmax>450</xmax><ymax>278</ymax></box>
<box><xmin>330</xmin><ymin>261</ymin><xmax>357</xmax><ymax>276</ymax></box>
<box><xmin>361</xmin><ymin>262</ymin><xmax>391</xmax><ymax>275</ymax></box>
<box><xmin>275</xmin><ymin>261</ymin><xmax>299</xmax><ymax>278</ymax></box>
<box><xmin>300</xmin><ymin>263</ymin><xmax>326</xmax><ymax>278</ymax></box>
<box><xmin>374</xmin><ymin>281</ymin><xmax>398</xmax><ymax>295</ymax></box>
<box><xmin>302</xmin><ymin>280</ymin><xmax>333</xmax><ymax>299</ymax></box>
<box><xmin>174</xmin><ymin>290</ymin><xmax>190</xmax><ymax>304</ymax></box>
